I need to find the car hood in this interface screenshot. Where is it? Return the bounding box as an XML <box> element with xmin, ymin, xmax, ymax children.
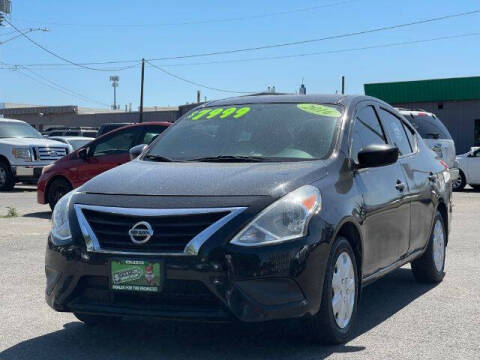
<box><xmin>80</xmin><ymin>159</ymin><xmax>328</xmax><ymax>197</ymax></box>
<box><xmin>0</xmin><ymin>137</ymin><xmax>69</xmax><ymax>147</ymax></box>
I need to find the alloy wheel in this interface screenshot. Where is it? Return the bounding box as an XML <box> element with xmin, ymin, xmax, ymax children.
<box><xmin>331</xmin><ymin>251</ymin><xmax>356</xmax><ymax>329</ymax></box>
<box><xmin>433</xmin><ymin>219</ymin><xmax>445</xmax><ymax>272</ymax></box>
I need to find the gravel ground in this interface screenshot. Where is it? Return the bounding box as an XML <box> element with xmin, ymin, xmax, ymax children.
<box><xmin>0</xmin><ymin>186</ymin><xmax>479</xmax><ymax>360</ymax></box>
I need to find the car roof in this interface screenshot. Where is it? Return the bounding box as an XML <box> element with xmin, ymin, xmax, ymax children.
<box><xmin>0</xmin><ymin>118</ymin><xmax>28</xmax><ymax>124</ymax></box>
<box><xmin>49</xmin><ymin>136</ymin><xmax>95</xmax><ymax>141</ymax></box>
<box><xmin>397</xmin><ymin>109</ymin><xmax>436</xmax><ymax>117</ymax></box>
<box><xmin>202</xmin><ymin>94</ymin><xmax>375</xmax><ymax>108</ymax></box>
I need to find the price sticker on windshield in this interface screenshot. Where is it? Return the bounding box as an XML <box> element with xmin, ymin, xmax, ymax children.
<box><xmin>297</xmin><ymin>104</ymin><xmax>341</xmax><ymax>118</ymax></box>
<box><xmin>188</xmin><ymin>107</ymin><xmax>251</xmax><ymax>120</ymax></box>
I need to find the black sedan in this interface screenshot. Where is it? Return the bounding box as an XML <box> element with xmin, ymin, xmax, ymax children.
<box><xmin>45</xmin><ymin>94</ymin><xmax>451</xmax><ymax>344</ymax></box>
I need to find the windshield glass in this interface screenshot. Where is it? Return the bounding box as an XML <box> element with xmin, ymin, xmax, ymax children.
<box><xmin>69</xmin><ymin>139</ymin><xmax>92</xmax><ymax>150</ymax></box>
<box><xmin>145</xmin><ymin>103</ymin><xmax>342</xmax><ymax>161</ymax></box>
<box><xmin>0</xmin><ymin>122</ymin><xmax>43</xmax><ymax>139</ymax></box>
<box><xmin>404</xmin><ymin>115</ymin><xmax>452</xmax><ymax>140</ymax></box>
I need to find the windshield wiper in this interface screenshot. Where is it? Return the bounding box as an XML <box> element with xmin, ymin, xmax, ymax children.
<box><xmin>143</xmin><ymin>154</ymin><xmax>177</xmax><ymax>162</ymax></box>
<box><xmin>189</xmin><ymin>155</ymin><xmax>271</xmax><ymax>162</ymax></box>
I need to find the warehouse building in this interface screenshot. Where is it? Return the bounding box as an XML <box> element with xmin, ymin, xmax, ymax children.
<box><xmin>364</xmin><ymin>76</ymin><xmax>480</xmax><ymax>154</ymax></box>
<box><xmin>0</xmin><ymin>102</ymin><xmax>200</xmax><ymax>131</ymax></box>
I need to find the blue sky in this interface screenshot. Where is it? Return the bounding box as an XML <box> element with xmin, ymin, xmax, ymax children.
<box><xmin>0</xmin><ymin>0</ymin><xmax>479</xmax><ymax>109</ymax></box>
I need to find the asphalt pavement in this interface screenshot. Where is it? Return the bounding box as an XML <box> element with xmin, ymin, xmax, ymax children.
<box><xmin>0</xmin><ymin>186</ymin><xmax>479</xmax><ymax>360</ymax></box>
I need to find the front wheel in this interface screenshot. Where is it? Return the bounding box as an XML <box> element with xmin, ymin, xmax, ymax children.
<box><xmin>0</xmin><ymin>162</ymin><xmax>15</xmax><ymax>191</ymax></box>
<box><xmin>307</xmin><ymin>237</ymin><xmax>359</xmax><ymax>344</ymax></box>
<box><xmin>452</xmin><ymin>171</ymin><xmax>466</xmax><ymax>191</ymax></box>
<box><xmin>411</xmin><ymin>211</ymin><xmax>446</xmax><ymax>283</ymax></box>
<box><xmin>47</xmin><ymin>178</ymin><xmax>72</xmax><ymax>211</ymax></box>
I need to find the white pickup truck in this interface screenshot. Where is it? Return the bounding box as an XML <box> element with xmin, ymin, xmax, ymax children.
<box><xmin>0</xmin><ymin>118</ymin><xmax>70</xmax><ymax>191</ymax></box>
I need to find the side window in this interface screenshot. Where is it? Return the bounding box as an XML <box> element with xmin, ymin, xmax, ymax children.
<box><xmin>139</xmin><ymin>125</ymin><xmax>168</xmax><ymax>145</ymax></box>
<box><xmin>402</xmin><ymin>121</ymin><xmax>417</xmax><ymax>153</ymax></box>
<box><xmin>92</xmin><ymin>128</ymin><xmax>138</xmax><ymax>157</ymax></box>
<box><xmin>351</xmin><ymin>105</ymin><xmax>387</xmax><ymax>162</ymax></box>
<box><xmin>379</xmin><ymin>109</ymin><xmax>412</xmax><ymax>156</ymax></box>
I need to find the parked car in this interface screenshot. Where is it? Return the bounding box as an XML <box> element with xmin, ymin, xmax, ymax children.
<box><xmin>398</xmin><ymin>109</ymin><xmax>459</xmax><ymax>182</ymax></box>
<box><xmin>45</xmin><ymin>95</ymin><xmax>451</xmax><ymax>344</ymax></box>
<box><xmin>45</xmin><ymin>127</ymin><xmax>98</xmax><ymax>138</ymax></box>
<box><xmin>453</xmin><ymin>146</ymin><xmax>480</xmax><ymax>190</ymax></box>
<box><xmin>0</xmin><ymin>119</ymin><xmax>70</xmax><ymax>190</ymax></box>
<box><xmin>37</xmin><ymin>122</ymin><xmax>170</xmax><ymax>209</ymax></box>
<box><xmin>48</xmin><ymin>136</ymin><xmax>95</xmax><ymax>152</ymax></box>
<box><xmin>97</xmin><ymin>122</ymin><xmax>133</xmax><ymax>137</ymax></box>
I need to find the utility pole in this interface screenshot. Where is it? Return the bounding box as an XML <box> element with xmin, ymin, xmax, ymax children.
<box><xmin>341</xmin><ymin>76</ymin><xmax>345</xmax><ymax>95</ymax></box>
<box><xmin>109</xmin><ymin>76</ymin><xmax>119</xmax><ymax>110</ymax></box>
<box><xmin>0</xmin><ymin>0</ymin><xmax>12</xmax><ymax>26</ymax></box>
<box><xmin>139</xmin><ymin>58</ymin><xmax>145</xmax><ymax>123</ymax></box>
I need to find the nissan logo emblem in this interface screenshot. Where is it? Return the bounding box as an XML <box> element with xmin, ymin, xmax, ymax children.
<box><xmin>128</xmin><ymin>221</ymin><xmax>154</xmax><ymax>244</ymax></box>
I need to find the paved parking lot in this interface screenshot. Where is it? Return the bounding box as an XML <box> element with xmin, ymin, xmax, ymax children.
<box><xmin>0</xmin><ymin>186</ymin><xmax>479</xmax><ymax>360</ymax></box>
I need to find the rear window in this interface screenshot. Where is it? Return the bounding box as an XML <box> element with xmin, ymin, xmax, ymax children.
<box><xmin>403</xmin><ymin>114</ymin><xmax>452</xmax><ymax>140</ymax></box>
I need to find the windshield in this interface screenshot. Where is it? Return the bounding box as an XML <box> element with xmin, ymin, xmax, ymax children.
<box><xmin>145</xmin><ymin>103</ymin><xmax>342</xmax><ymax>161</ymax></box>
<box><xmin>0</xmin><ymin>122</ymin><xmax>43</xmax><ymax>139</ymax></box>
<box><xmin>404</xmin><ymin>114</ymin><xmax>452</xmax><ymax>140</ymax></box>
<box><xmin>69</xmin><ymin>139</ymin><xmax>92</xmax><ymax>150</ymax></box>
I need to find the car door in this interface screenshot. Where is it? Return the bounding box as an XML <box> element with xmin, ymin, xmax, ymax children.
<box><xmin>466</xmin><ymin>148</ymin><xmax>480</xmax><ymax>184</ymax></box>
<box><xmin>350</xmin><ymin>104</ymin><xmax>411</xmax><ymax>277</ymax></box>
<box><xmin>75</xmin><ymin>126</ymin><xmax>140</xmax><ymax>186</ymax></box>
<box><xmin>378</xmin><ymin>107</ymin><xmax>434</xmax><ymax>253</ymax></box>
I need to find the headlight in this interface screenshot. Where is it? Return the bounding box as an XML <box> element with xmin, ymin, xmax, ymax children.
<box><xmin>12</xmin><ymin>147</ymin><xmax>32</xmax><ymax>161</ymax></box>
<box><xmin>231</xmin><ymin>185</ymin><xmax>321</xmax><ymax>246</ymax></box>
<box><xmin>50</xmin><ymin>190</ymin><xmax>75</xmax><ymax>245</ymax></box>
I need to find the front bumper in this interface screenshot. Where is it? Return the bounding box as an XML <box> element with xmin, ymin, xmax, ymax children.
<box><xmin>45</xmin><ymin>229</ymin><xmax>331</xmax><ymax>322</ymax></box>
<box><xmin>12</xmin><ymin>165</ymin><xmax>44</xmax><ymax>183</ymax></box>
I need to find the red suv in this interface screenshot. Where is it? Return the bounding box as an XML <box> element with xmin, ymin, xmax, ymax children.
<box><xmin>38</xmin><ymin>122</ymin><xmax>171</xmax><ymax>209</ymax></box>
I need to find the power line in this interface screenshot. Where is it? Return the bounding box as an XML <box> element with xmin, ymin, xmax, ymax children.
<box><xmin>3</xmin><ymin>32</ymin><xmax>479</xmax><ymax>71</ymax></box>
<box><xmin>150</xmin><ymin>33</ymin><xmax>480</xmax><ymax>67</ymax></box>
<box><xmin>2</xmin><ymin>62</ymin><xmax>110</xmax><ymax>107</ymax></box>
<box><xmin>147</xmin><ymin>10</ymin><xmax>480</xmax><ymax>61</ymax></box>
<box><xmin>1</xmin><ymin>18</ymin><xmax>140</xmax><ymax>72</ymax></box>
<box><xmin>145</xmin><ymin>60</ymin><xmax>255</xmax><ymax>94</ymax></box>
<box><xmin>3</xmin><ymin>10</ymin><xmax>478</xmax><ymax>69</ymax></box>
<box><xmin>12</xmin><ymin>0</ymin><xmax>360</xmax><ymax>28</ymax></box>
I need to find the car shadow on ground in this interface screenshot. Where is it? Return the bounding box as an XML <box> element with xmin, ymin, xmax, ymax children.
<box><xmin>23</xmin><ymin>211</ymin><xmax>52</xmax><ymax>220</ymax></box>
<box><xmin>1</xmin><ymin>268</ymin><xmax>437</xmax><ymax>360</ymax></box>
<box><xmin>0</xmin><ymin>186</ymin><xmax>37</xmax><ymax>193</ymax></box>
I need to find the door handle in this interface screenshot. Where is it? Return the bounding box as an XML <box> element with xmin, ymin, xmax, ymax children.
<box><xmin>395</xmin><ymin>180</ymin><xmax>406</xmax><ymax>192</ymax></box>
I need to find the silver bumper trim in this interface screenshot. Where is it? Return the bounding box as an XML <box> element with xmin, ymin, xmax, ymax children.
<box><xmin>74</xmin><ymin>204</ymin><xmax>246</xmax><ymax>256</ymax></box>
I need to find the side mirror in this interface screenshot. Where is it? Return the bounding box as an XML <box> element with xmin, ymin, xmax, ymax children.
<box><xmin>357</xmin><ymin>144</ymin><xmax>399</xmax><ymax>169</ymax></box>
<box><xmin>78</xmin><ymin>148</ymin><xmax>89</xmax><ymax>160</ymax></box>
<box><xmin>129</xmin><ymin>144</ymin><xmax>147</xmax><ymax>160</ymax></box>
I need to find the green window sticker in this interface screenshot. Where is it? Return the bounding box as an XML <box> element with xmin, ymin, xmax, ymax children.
<box><xmin>297</xmin><ymin>104</ymin><xmax>341</xmax><ymax>118</ymax></box>
<box><xmin>189</xmin><ymin>107</ymin><xmax>251</xmax><ymax>120</ymax></box>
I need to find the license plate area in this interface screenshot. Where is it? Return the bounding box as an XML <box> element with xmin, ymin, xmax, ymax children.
<box><xmin>110</xmin><ymin>259</ymin><xmax>163</xmax><ymax>293</ymax></box>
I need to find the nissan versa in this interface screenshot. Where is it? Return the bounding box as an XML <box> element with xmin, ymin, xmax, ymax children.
<box><xmin>45</xmin><ymin>94</ymin><xmax>452</xmax><ymax>344</ymax></box>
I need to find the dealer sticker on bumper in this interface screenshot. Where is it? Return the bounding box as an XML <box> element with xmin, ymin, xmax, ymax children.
<box><xmin>111</xmin><ymin>259</ymin><xmax>162</xmax><ymax>292</ymax></box>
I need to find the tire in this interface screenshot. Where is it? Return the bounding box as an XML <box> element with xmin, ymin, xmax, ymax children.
<box><xmin>452</xmin><ymin>171</ymin><xmax>466</xmax><ymax>191</ymax></box>
<box><xmin>73</xmin><ymin>312</ymin><xmax>118</xmax><ymax>326</ymax></box>
<box><xmin>411</xmin><ymin>211</ymin><xmax>446</xmax><ymax>283</ymax></box>
<box><xmin>0</xmin><ymin>161</ymin><xmax>15</xmax><ymax>191</ymax></box>
<box><xmin>47</xmin><ymin>178</ymin><xmax>72</xmax><ymax>211</ymax></box>
<box><xmin>307</xmin><ymin>237</ymin><xmax>359</xmax><ymax>344</ymax></box>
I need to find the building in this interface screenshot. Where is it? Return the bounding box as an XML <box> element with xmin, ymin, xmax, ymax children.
<box><xmin>0</xmin><ymin>102</ymin><xmax>201</xmax><ymax>131</ymax></box>
<box><xmin>364</xmin><ymin>76</ymin><xmax>480</xmax><ymax>154</ymax></box>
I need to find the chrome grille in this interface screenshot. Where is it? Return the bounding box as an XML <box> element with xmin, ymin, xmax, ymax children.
<box><xmin>36</xmin><ymin>146</ymin><xmax>68</xmax><ymax>161</ymax></box>
<box><xmin>74</xmin><ymin>205</ymin><xmax>246</xmax><ymax>256</ymax></box>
